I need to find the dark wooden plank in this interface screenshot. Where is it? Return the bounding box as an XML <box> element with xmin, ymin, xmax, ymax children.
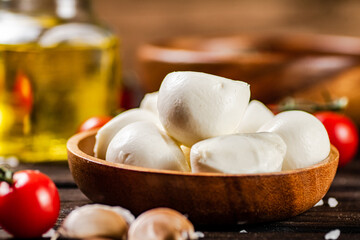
<box><xmin>198</xmin><ymin>232</ymin><xmax>357</xmax><ymax>240</ymax></box>
<box><xmin>12</xmin><ymin>162</ymin><xmax>76</xmax><ymax>187</ymax></box>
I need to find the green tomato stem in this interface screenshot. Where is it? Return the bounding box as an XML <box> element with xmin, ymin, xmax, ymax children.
<box><xmin>276</xmin><ymin>96</ymin><xmax>348</xmax><ymax>113</ymax></box>
<box><xmin>0</xmin><ymin>166</ymin><xmax>14</xmax><ymax>185</ymax></box>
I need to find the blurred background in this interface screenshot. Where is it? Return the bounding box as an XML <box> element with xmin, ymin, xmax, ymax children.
<box><xmin>2</xmin><ymin>0</ymin><xmax>360</xmax><ymax>162</ymax></box>
<box><xmin>93</xmin><ymin>0</ymin><xmax>360</xmax><ymax>79</ymax></box>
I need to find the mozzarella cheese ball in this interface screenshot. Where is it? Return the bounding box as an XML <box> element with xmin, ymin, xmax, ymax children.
<box><xmin>158</xmin><ymin>71</ymin><xmax>250</xmax><ymax>147</ymax></box>
<box><xmin>106</xmin><ymin>121</ymin><xmax>190</xmax><ymax>172</ymax></box>
<box><xmin>94</xmin><ymin>108</ymin><xmax>161</xmax><ymax>159</ymax></box>
<box><xmin>190</xmin><ymin>132</ymin><xmax>286</xmax><ymax>174</ymax></box>
<box><xmin>139</xmin><ymin>91</ymin><xmax>159</xmax><ymax>116</ymax></box>
<box><xmin>258</xmin><ymin>110</ymin><xmax>330</xmax><ymax>170</ymax></box>
<box><xmin>237</xmin><ymin>100</ymin><xmax>274</xmax><ymax>133</ymax></box>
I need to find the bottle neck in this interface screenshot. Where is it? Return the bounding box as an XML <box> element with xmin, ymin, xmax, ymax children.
<box><xmin>56</xmin><ymin>0</ymin><xmax>94</xmax><ymax>21</ymax></box>
<box><xmin>0</xmin><ymin>0</ymin><xmax>94</xmax><ymax>21</ymax></box>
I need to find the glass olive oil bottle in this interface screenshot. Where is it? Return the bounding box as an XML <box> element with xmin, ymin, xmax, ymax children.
<box><xmin>0</xmin><ymin>0</ymin><xmax>121</xmax><ymax>162</ymax></box>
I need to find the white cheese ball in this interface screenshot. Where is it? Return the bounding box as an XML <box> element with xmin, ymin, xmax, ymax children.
<box><xmin>106</xmin><ymin>121</ymin><xmax>190</xmax><ymax>172</ymax></box>
<box><xmin>158</xmin><ymin>71</ymin><xmax>250</xmax><ymax>147</ymax></box>
<box><xmin>258</xmin><ymin>110</ymin><xmax>331</xmax><ymax>170</ymax></box>
<box><xmin>94</xmin><ymin>108</ymin><xmax>161</xmax><ymax>159</ymax></box>
<box><xmin>190</xmin><ymin>132</ymin><xmax>286</xmax><ymax>174</ymax></box>
<box><xmin>237</xmin><ymin>100</ymin><xmax>274</xmax><ymax>133</ymax></box>
<box><xmin>139</xmin><ymin>91</ymin><xmax>159</xmax><ymax>116</ymax></box>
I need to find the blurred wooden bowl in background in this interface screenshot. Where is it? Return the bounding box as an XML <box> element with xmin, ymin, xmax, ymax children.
<box><xmin>136</xmin><ymin>33</ymin><xmax>360</xmax><ymax>124</ymax></box>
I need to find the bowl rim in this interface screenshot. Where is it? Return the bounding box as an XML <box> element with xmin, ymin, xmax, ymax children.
<box><xmin>137</xmin><ymin>33</ymin><xmax>360</xmax><ymax>63</ymax></box>
<box><xmin>67</xmin><ymin>129</ymin><xmax>339</xmax><ymax>178</ymax></box>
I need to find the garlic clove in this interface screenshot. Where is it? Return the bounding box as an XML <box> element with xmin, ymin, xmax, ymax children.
<box><xmin>190</xmin><ymin>132</ymin><xmax>286</xmax><ymax>174</ymax></box>
<box><xmin>94</xmin><ymin>108</ymin><xmax>161</xmax><ymax>159</ymax></box>
<box><xmin>237</xmin><ymin>100</ymin><xmax>274</xmax><ymax>133</ymax></box>
<box><xmin>157</xmin><ymin>71</ymin><xmax>250</xmax><ymax>147</ymax></box>
<box><xmin>58</xmin><ymin>204</ymin><xmax>134</xmax><ymax>239</ymax></box>
<box><xmin>128</xmin><ymin>208</ymin><xmax>197</xmax><ymax>240</ymax></box>
<box><xmin>258</xmin><ymin>110</ymin><xmax>330</xmax><ymax>170</ymax></box>
<box><xmin>106</xmin><ymin>121</ymin><xmax>190</xmax><ymax>172</ymax></box>
<box><xmin>139</xmin><ymin>91</ymin><xmax>159</xmax><ymax>116</ymax></box>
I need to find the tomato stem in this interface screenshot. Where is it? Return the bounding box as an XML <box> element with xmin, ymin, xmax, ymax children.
<box><xmin>0</xmin><ymin>166</ymin><xmax>14</xmax><ymax>185</ymax></box>
<box><xmin>273</xmin><ymin>96</ymin><xmax>348</xmax><ymax>113</ymax></box>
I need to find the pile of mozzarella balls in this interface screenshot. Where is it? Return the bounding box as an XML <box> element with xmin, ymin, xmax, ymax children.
<box><xmin>94</xmin><ymin>71</ymin><xmax>331</xmax><ymax>174</ymax></box>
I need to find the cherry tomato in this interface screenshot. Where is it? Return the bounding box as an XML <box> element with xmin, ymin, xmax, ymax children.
<box><xmin>0</xmin><ymin>169</ymin><xmax>60</xmax><ymax>238</ymax></box>
<box><xmin>314</xmin><ymin>111</ymin><xmax>359</xmax><ymax>167</ymax></box>
<box><xmin>77</xmin><ymin>116</ymin><xmax>112</xmax><ymax>132</ymax></box>
<box><xmin>13</xmin><ymin>71</ymin><xmax>33</xmax><ymax>114</ymax></box>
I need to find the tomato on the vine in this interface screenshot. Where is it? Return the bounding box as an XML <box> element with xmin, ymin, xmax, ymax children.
<box><xmin>0</xmin><ymin>168</ymin><xmax>60</xmax><ymax>238</ymax></box>
<box><xmin>314</xmin><ymin>111</ymin><xmax>359</xmax><ymax>167</ymax></box>
<box><xmin>77</xmin><ymin>116</ymin><xmax>112</xmax><ymax>133</ymax></box>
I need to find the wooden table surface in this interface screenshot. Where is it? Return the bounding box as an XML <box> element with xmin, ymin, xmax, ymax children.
<box><xmin>1</xmin><ymin>156</ymin><xmax>360</xmax><ymax>240</ymax></box>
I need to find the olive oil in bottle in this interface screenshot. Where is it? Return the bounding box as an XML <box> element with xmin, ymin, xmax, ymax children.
<box><xmin>0</xmin><ymin>0</ymin><xmax>121</xmax><ymax>162</ymax></box>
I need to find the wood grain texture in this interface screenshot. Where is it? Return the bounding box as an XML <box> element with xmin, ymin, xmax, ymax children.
<box><xmin>66</xmin><ymin>130</ymin><xmax>339</xmax><ymax>225</ymax></box>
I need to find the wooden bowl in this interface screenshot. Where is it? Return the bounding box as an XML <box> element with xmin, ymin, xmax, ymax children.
<box><xmin>67</xmin><ymin>129</ymin><xmax>339</xmax><ymax>225</ymax></box>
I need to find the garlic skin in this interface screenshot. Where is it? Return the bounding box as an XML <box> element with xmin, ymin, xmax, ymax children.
<box><xmin>58</xmin><ymin>204</ymin><xmax>134</xmax><ymax>239</ymax></box>
<box><xmin>140</xmin><ymin>91</ymin><xmax>159</xmax><ymax>116</ymax></box>
<box><xmin>157</xmin><ymin>71</ymin><xmax>250</xmax><ymax>147</ymax></box>
<box><xmin>94</xmin><ymin>108</ymin><xmax>161</xmax><ymax>159</ymax></box>
<box><xmin>258</xmin><ymin>110</ymin><xmax>331</xmax><ymax>170</ymax></box>
<box><xmin>190</xmin><ymin>132</ymin><xmax>286</xmax><ymax>174</ymax></box>
<box><xmin>237</xmin><ymin>100</ymin><xmax>274</xmax><ymax>133</ymax></box>
<box><xmin>106</xmin><ymin>121</ymin><xmax>190</xmax><ymax>172</ymax></box>
<box><xmin>128</xmin><ymin>208</ymin><xmax>197</xmax><ymax>240</ymax></box>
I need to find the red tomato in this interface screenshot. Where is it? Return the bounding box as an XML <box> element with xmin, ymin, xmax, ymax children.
<box><xmin>314</xmin><ymin>112</ymin><xmax>359</xmax><ymax>167</ymax></box>
<box><xmin>0</xmin><ymin>169</ymin><xmax>60</xmax><ymax>238</ymax></box>
<box><xmin>77</xmin><ymin>116</ymin><xmax>112</xmax><ymax>132</ymax></box>
<box><xmin>13</xmin><ymin>71</ymin><xmax>33</xmax><ymax>114</ymax></box>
